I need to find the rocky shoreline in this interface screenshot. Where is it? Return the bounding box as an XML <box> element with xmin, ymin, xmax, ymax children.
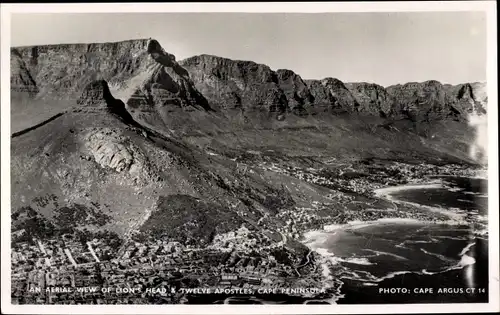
<box><xmin>292</xmin><ymin>164</ymin><xmax>488</xmax><ymax>303</ymax></box>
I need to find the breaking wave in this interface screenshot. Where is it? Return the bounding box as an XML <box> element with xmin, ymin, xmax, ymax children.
<box><xmin>302</xmin><ymin>177</ymin><xmax>488</xmax><ymax>303</ymax></box>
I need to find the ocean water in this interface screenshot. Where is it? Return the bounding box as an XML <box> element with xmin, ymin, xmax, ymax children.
<box><xmin>390</xmin><ymin>176</ymin><xmax>488</xmax><ymax>215</ymax></box>
<box><xmin>333</xmin><ymin>176</ymin><xmax>489</xmax><ymax>304</ymax></box>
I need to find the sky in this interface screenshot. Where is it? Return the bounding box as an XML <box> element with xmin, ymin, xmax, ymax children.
<box><xmin>10</xmin><ymin>12</ymin><xmax>487</xmax><ymax>86</ymax></box>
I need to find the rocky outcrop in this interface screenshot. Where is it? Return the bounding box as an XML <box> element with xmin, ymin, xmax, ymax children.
<box><xmin>11</xmin><ymin>39</ymin><xmax>210</xmax><ymax>113</ymax></box>
<box><xmin>345</xmin><ymin>82</ymin><xmax>395</xmax><ymax>117</ymax></box>
<box><xmin>179</xmin><ymin>54</ymin><xmax>289</xmax><ymax>113</ymax></box>
<box><xmin>84</xmin><ymin>128</ymin><xmax>157</xmax><ymax>186</ymax></box>
<box><xmin>76</xmin><ymin>80</ymin><xmax>139</xmax><ymax>127</ymax></box>
<box><xmin>125</xmin><ymin>40</ymin><xmax>210</xmax><ymax>112</ymax></box>
<box><xmin>305</xmin><ymin>78</ymin><xmax>359</xmax><ymax>113</ymax></box>
<box><xmin>385</xmin><ymin>80</ymin><xmax>487</xmax><ymax>122</ymax></box>
<box><xmin>11</xmin><ymin>49</ymin><xmax>39</xmax><ymax>98</ymax></box>
<box><xmin>276</xmin><ymin>69</ymin><xmax>314</xmax><ymax>114</ymax></box>
<box><xmin>85</xmin><ymin>129</ymin><xmax>134</xmax><ymax>172</ymax></box>
<box><xmin>444</xmin><ymin>82</ymin><xmax>487</xmax><ymax>115</ymax></box>
<box><xmin>77</xmin><ymin>80</ymin><xmax>119</xmax><ymax>108</ymax></box>
<box><xmin>11</xmin><ymin>39</ymin><xmax>153</xmax><ymax>100</ymax></box>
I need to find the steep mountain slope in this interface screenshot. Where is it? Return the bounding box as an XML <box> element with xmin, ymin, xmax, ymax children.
<box><xmin>179</xmin><ymin>53</ymin><xmax>486</xmax><ymax>122</ymax></box>
<box><xmin>10</xmin><ymin>39</ymin><xmax>211</xmax><ymax>133</ymax></box>
<box><xmin>11</xmin><ymin>77</ymin><xmax>311</xmax><ymax>250</ymax></box>
<box><xmin>178</xmin><ymin>54</ymin><xmax>289</xmax><ymax>114</ymax></box>
<box><xmin>305</xmin><ymin>78</ymin><xmax>360</xmax><ymax>114</ymax></box>
<box><xmin>344</xmin><ymin>82</ymin><xmax>396</xmax><ymax>117</ymax></box>
<box><xmin>275</xmin><ymin>69</ymin><xmax>315</xmax><ymax>115</ymax></box>
<box><xmin>445</xmin><ymin>82</ymin><xmax>488</xmax><ymax>114</ymax></box>
<box><xmin>385</xmin><ymin>80</ymin><xmax>487</xmax><ymax>122</ymax></box>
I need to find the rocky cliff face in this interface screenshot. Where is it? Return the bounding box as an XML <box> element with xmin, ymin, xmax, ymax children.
<box><xmin>11</xmin><ymin>38</ymin><xmax>487</xmax><ymax>125</ymax></box>
<box><xmin>275</xmin><ymin>69</ymin><xmax>314</xmax><ymax>115</ymax></box>
<box><xmin>306</xmin><ymin>78</ymin><xmax>360</xmax><ymax>114</ymax></box>
<box><xmin>125</xmin><ymin>40</ymin><xmax>210</xmax><ymax>112</ymax></box>
<box><xmin>179</xmin><ymin>54</ymin><xmax>288</xmax><ymax>114</ymax></box>
<box><xmin>12</xmin><ymin>39</ymin><xmax>152</xmax><ymax>100</ymax></box>
<box><xmin>345</xmin><ymin>82</ymin><xmax>395</xmax><ymax>117</ymax></box>
<box><xmin>179</xmin><ymin>55</ymin><xmax>363</xmax><ymax>117</ymax></box>
<box><xmin>385</xmin><ymin>80</ymin><xmax>460</xmax><ymax>122</ymax></box>
<box><xmin>179</xmin><ymin>53</ymin><xmax>487</xmax><ymax>122</ymax></box>
<box><xmin>10</xmin><ymin>49</ymin><xmax>39</xmax><ymax>99</ymax></box>
<box><xmin>11</xmin><ymin>39</ymin><xmax>210</xmax><ymax>114</ymax></box>
<box><xmin>77</xmin><ymin>80</ymin><xmax>120</xmax><ymax>108</ymax></box>
<box><xmin>345</xmin><ymin>80</ymin><xmax>488</xmax><ymax>122</ymax></box>
<box><xmin>445</xmin><ymin>82</ymin><xmax>488</xmax><ymax>115</ymax></box>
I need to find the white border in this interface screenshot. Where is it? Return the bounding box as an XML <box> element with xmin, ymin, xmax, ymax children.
<box><xmin>0</xmin><ymin>1</ymin><xmax>497</xmax><ymax>13</ymax></box>
<box><xmin>1</xmin><ymin>2</ymin><xmax>498</xmax><ymax>314</ymax></box>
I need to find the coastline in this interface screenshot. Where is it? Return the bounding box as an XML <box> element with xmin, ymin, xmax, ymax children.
<box><xmin>302</xmin><ymin>171</ymin><xmax>488</xmax><ymax>246</ymax></box>
<box><xmin>301</xmin><ymin>178</ymin><xmax>465</xmax><ymax>246</ymax></box>
<box><xmin>372</xmin><ymin>182</ymin><xmax>444</xmax><ymax>199</ymax></box>
<box><xmin>300</xmin><ymin>172</ymin><xmax>488</xmax><ymax>303</ymax></box>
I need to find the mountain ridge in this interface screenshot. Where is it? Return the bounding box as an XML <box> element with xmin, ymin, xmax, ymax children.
<box><xmin>11</xmin><ymin>38</ymin><xmax>487</xmax><ymax>125</ymax></box>
<box><xmin>11</xmin><ymin>38</ymin><xmax>486</xmax><ymax>87</ymax></box>
<box><xmin>10</xmin><ymin>38</ymin><xmax>487</xmax><ymax>169</ymax></box>
<box><xmin>11</xmin><ymin>39</ymin><xmax>485</xmax><ymax>87</ymax></box>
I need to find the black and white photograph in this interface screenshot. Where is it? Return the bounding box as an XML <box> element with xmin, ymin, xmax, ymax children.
<box><xmin>1</xmin><ymin>2</ymin><xmax>498</xmax><ymax>314</ymax></box>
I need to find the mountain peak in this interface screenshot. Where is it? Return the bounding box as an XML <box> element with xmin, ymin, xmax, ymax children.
<box><xmin>145</xmin><ymin>38</ymin><xmax>178</xmax><ymax>66</ymax></box>
<box><xmin>77</xmin><ymin>80</ymin><xmax>113</xmax><ymax>108</ymax></box>
<box><xmin>321</xmin><ymin>77</ymin><xmax>347</xmax><ymax>88</ymax></box>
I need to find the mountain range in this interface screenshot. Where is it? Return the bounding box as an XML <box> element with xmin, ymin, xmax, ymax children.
<box><xmin>11</xmin><ymin>39</ymin><xmax>486</xmax><ymax>130</ymax></box>
<box><xmin>10</xmin><ymin>38</ymin><xmax>487</xmax><ymax>248</ymax></box>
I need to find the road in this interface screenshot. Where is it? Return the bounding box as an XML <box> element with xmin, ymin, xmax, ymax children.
<box><xmin>87</xmin><ymin>242</ymin><xmax>101</xmax><ymax>263</ymax></box>
<box><xmin>64</xmin><ymin>248</ymin><xmax>78</xmax><ymax>267</ymax></box>
<box><xmin>296</xmin><ymin>250</ymin><xmax>313</xmax><ymax>269</ymax></box>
